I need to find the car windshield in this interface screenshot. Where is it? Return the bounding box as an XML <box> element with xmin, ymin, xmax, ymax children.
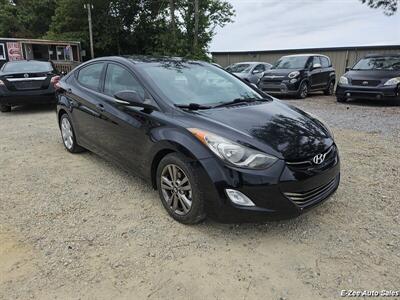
<box><xmin>352</xmin><ymin>56</ymin><xmax>400</xmax><ymax>71</ymax></box>
<box><xmin>272</xmin><ymin>56</ymin><xmax>309</xmax><ymax>69</ymax></box>
<box><xmin>138</xmin><ymin>61</ymin><xmax>264</xmax><ymax>106</ymax></box>
<box><xmin>226</xmin><ymin>63</ymin><xmax>252</xmax><ymax>73</ymax></box>
<box><xmin>2</xmin><ymin>61</ymin><xmax>53</xmax><ymax>73</ymax></box>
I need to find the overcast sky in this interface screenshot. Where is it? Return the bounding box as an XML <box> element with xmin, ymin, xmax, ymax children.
<box><xmin>210</xmin><ymin>0</ymin><xmax>400</xmax><ymax>52</ymax></box>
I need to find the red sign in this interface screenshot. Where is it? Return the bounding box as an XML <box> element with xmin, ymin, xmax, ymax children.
<box><xmin>6</xmin><ymin>42</ymin><xmax>23</xmax><ymax>61</ymax></box>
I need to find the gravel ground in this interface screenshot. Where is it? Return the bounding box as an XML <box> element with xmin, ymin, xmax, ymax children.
<box><xmin>0</xmin><ymin>95</ymin><xmax>399</xmax><ymax>300</ymax></box>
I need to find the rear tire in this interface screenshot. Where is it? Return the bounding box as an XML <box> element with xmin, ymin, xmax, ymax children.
<box><xmin>0</xmin><ymin>104</ymin><xmax>11</xmax><ymax>112</ymax></box>
<box><xmin>156</xmin><ymin>153</ymin><xmax>206</xmax><ymax>224</ymax></box>
<box><xmin>59</xmin><ymin>113</ymin><xmax>85</xmax><ymax>153</ymax></box>
<box><xmin>297</xmin><ymin>81</ymin><xmax>309</xmax><ymax>99</ymax></box>
<box><xmin>324</xmin><ymin>81</ymin><xmax>335</xmax><ymax>95</ymax></box>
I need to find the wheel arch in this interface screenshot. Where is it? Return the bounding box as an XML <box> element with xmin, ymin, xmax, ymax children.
<box><xmin>148</xmin><ymin>133</ymin><xmax>212</xmax><ymax>190</ymax></box>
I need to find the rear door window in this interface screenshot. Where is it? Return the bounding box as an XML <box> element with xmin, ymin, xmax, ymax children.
<box><xmin>320</xmin><ymin>56</ymin><xmax>330</xmax><ymax>68</ymax></box>
<box><xmin>253</xmin><ymin>64</ymin><xmax>266</xmax><ymax>73</ymax></box>
<box><xmin>77</xmin><ymin>63</ymin><xmax>104</xmax><ymax>90</ymax></box>
<box><xmin>103</xmin><ymin>63</ymin><xmax>145</xmax><ymax>99</ymax></box>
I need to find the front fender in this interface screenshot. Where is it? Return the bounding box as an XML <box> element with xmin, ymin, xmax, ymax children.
<box><xmin>149</xmin><ymin>126</ymin><xmax>213</xmax><ymax>161</ymax></box>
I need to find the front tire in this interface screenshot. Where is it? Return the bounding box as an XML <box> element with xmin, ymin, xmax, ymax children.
<box><xmin>297</xmin><ymin>81</ymin><xmax>309</xmax><ymax>99</ymax></box>
<box><xmin>59</xmin><ymin>113</ymin><xmax>85</xmax><ymax>153</ymax></box>
<box><xmin>0</xmin><ymin>104</ymin><xmax>11</xmax><ymax>112</ymax></box>
<box><xmin>156</xmin><ymin>153</ymin><xmax>206</xmax><ymax>224</ymax></box>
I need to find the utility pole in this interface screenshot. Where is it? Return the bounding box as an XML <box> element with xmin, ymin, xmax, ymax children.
<box><xmin>84</xmin><ymin>3</ymin><xmax>94</xmax><ymax>59</ymax></box>
<box><xmin>194</xmin><ymin>0</ymin><xmax>199</xmax><ymax>52</ymax></box>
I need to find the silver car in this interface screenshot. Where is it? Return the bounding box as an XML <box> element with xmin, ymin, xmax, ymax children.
<box><xmin>226</xmin><ymin>62</ymin><xmax>272</xmax><ymax>84</ymax></box>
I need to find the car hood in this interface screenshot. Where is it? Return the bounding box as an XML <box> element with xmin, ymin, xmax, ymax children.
<box><xmin>262</xmin><ymin>68</ymin><xmax>299</xmax><ymax>77</ymax></box>
<box><xmin>178</xmin><ymin>100</ymin><xmax>333</xmax><ymax>161</ymax></box>
<box><xmin>346</xmin><ymin>69</ymin><xmax>400</xmax><ymax>80</ymax></box>
<box><xmin>232</xmin><ymin>72</ymin><xmax>247</xmax><ymax>78</ymax></box>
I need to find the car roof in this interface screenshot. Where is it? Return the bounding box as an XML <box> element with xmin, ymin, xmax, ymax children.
<box><xmin>364</xmin><ymin>53</ymin><xmax>400</xmax><ymax>58</ymax></box>
<box><xmin>84</xmin><ymin>55</ymin><xmax>211</xmax><ymax>66</ymax></box>
<box><xmin>231</xmin><ymin>62</ymin><xmax>269</xmax><ymax>65</ymax></box>
<box><xmin>283</xmin><ymin>54</ymin><xmax>329</xmax><ymax>58</ymax></box>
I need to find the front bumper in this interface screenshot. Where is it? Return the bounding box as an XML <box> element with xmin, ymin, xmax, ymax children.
<box><xmin>336</xmin><ymin>84</ymin><xmax>400</xmax><ymax>101</ymax></box>
<box><xmin>258</xmin><ymin>79</ymin><xmax>301</xmax><ymax>95</ymax></box>
<box><xmin>196</xmin><ymin>146</ymin><xmax>340</xmax><ymax>223</ymax></box>
<box><xmin>0</xmin><ymin>86</ymin><xmax>56</xmax><ymax>105</ymax></box>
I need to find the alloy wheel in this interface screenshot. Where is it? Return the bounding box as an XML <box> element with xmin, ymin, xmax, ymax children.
<box><xmin>301</xmin><ymin>83</ymin><xmax>308</xmax><ymax>98</ymax></box>
<box><xmin>61</xmin><ymin>117</ymin><xmax>74</xmax><ymax>150</ymax></box>
<box><xmin>329</xmin><ymin>82</ymin><xmax>334</xmax><ymax>95</ymax></box>
<box><xmin>160</xmin><ymin>164</ymin><xmax>192</xmax><ymax>215</ymax></box>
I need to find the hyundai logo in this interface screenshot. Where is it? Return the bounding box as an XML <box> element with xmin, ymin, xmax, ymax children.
<box><xmin>362</xmin><ymin>81</ymin><xmax>369</xmax><ymax>85</ymax></box>
<box><xmin>24</xmin><ymin>73</ymin><xmax>29</xmax><ymax>78</ymax></box>
<box><xmin>312</xmin><ymin>153</ymin><xmax>327</xmax><ymax>165</ymax></box>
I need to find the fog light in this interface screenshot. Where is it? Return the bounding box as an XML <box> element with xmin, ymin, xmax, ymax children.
<box><xmin>346</xmin><ymin>92</ymin><xmax>351</xmax><ymax>97</ymax></box>
<box><xmin>225</xmin><ymin>189</ymin><xmax>255</xmax><ymax>207</ymax></box>
<box><xmin>290</xmin><ymin>78</ymin><xmax>298</xmax><ymax>84</ymax></box>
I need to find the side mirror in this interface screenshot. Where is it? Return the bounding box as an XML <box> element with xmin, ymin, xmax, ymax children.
<box><xmin>312</xmin><ymin>63</ymin><xmax>322</xmax><ymax>70</ymax></box>
<box><xmin>114</xmin><ymin>90</ymin><xmax>154</xmax><ymax>110</ymax></box>
<box><xmin>252</xmin><ymin>69</ymin><xmax>261</xmax><ymax>74</ymax></box>
<box><xmin>345</xmin><ymin>67</ymin><xmax>351</xmax><ymax>72</ymax></box>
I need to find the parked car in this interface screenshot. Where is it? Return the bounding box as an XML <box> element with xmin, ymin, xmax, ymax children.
<box><xmin>0</xmin><ymin>60</ymin><xmax>60</xmax><ymax>112</ymax></box>
<box><xmin>336</xmin><ymin>54</ymin><xmax>400</xmax><ymax>103</ymax></box>
<box><xmin>56</xmin><ymin>56</ymin><xmax>340</xmax><ymax>224</ymax></box>
<box><xmin>226</xmin><ymin>62</ymin><xmax>272</xmax><ymax>84</ymax></box>
<box><xmin>258</xmin><ymin>54</ymin><xmax>336</xmax><ymax>98</ymax></box>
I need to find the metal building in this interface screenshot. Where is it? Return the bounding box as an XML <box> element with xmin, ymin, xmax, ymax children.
<box><xmin>211</xmin><ymin>45</ymin><xmax>400</xmax><ymax>81</ymax></box>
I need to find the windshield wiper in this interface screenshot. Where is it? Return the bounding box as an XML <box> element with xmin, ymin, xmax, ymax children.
<box><xmin>213</xmin><ymin>97</ymin><xmax>268</xmax><ymax>108</ymax></box>
<box><xmin>175</xmin><ymin>103</ymin><xmax>212</xmax><ymax>110</ymax></box>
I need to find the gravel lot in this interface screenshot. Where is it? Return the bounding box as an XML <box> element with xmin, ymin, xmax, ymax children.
<box><xmin>0</xmin><ymin>95</ymin><xmax>399</xmax><ymax>300</ymax></box>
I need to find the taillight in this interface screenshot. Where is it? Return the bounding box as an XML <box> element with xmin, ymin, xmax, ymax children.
<box><xmin>51</xmin><ymin>75</ymin><xmax>61</xmax><ymax>90</ymax></box>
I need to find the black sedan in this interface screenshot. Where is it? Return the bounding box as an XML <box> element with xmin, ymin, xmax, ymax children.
<box><xmin>336</xmin><ymin>54</ymin><xmax>400</xmax><ymax>103</ymax></box>
<box><xmin>0</xmin><ymin>60</ymin><xmax>60</xmax><ymax>112</ymax></box>
<box><xmin>56</xmin><ymin>56</ymin><xmax>340</xmax><ymax>224</ymax></box>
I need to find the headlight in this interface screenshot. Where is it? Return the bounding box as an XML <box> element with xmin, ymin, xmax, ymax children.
<box><xmin>188</xmin><ymin>128</ymin><xmax>278</xmax><ymax>169</ymax></box>
<box><xmin>288</xmin><ymin>71</ymin><xmax>300</xmax><ymax>78</ymax></box>
<box><xmin>305</xmin><ymin>112</ymin><xmax>334</xmax><ymax>139</ymax></box>
<box><xmin>339</xmin><ymin>76</ymin><xmax>349</xmax><ymax>85</ymax></box>
<box><xmin>384</xmin><ymin>77</ymin><xmax>400</xmax><ymax>86</ymax></box>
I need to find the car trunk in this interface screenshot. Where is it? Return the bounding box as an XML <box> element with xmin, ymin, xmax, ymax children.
<box><xmin>1</xmin><ymin>72</ymin><xmax>52</xmax><ymax>91</ymax></box>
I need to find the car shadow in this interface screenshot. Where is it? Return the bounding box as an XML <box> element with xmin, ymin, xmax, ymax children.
<box><xmin>5</xmin><ymin>104</ymin><xmax>56</xmax><ymax>115</ymax></box>
<box><xmin>341</xmin><ymin>99</ymin><xmax>400</xmax><ymax>107</ymax></box>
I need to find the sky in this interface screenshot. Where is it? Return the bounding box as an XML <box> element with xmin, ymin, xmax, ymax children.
<box><xmin>210</xmin><ymin>0</ymin><xmax>400</xmax><ymax>52</ymax></box>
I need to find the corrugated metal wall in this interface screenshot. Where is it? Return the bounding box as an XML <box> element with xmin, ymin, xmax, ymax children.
<box><xmin>212</xmin><ymin>46</ymin><xmax>400</xmax><ymax>82</ymax></box>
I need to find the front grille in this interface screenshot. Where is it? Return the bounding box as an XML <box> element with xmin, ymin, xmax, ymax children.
<box><xmin>286</xmin><ymin>145</ymin><xmax>337</xmax><ymax>171</ymax></box>
<box><xmin>259</xmin><ymin>81</ymin><xmax>284</xmax><ymax>92</ymax></box>
<box><xmin>284</xmin><ymin>176</ymin><xmax>339</xmax><ymax>208</ymax></box>
<box><xmin>351</xmin><ymin>79</ymin><xmax>381</xmax><ymax>87</ymax></box>
<box><xmin>13</xmin><ymin>80</ymin><xmax>44</xmax><ymax>90</ymax></box>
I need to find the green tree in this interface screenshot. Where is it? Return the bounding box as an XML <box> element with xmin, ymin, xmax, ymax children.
<box><xmin>51</xmin><ymin>0</ymin><xmax>234</xmax><ymax>59</ymax></box>
<box><xmin>360</xmin><ymin>0</ymin><xmax>398</xmax><ymax>15</ymax></box>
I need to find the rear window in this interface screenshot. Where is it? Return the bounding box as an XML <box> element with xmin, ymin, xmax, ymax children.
<box><xmin>353</xmin><ymin>56</ymin><xmax>400</xmax><ymax>71</ymax></box>
<box><xmin>3</xmin><ymin>61</ymin><xmax>53</xmax><ymax>73</ymax></box>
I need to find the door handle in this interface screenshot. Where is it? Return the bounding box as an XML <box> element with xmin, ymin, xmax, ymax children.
<box><xmin>97</xmin><ymin>103</ymin><xmax>105</xmax><ymax>112</ymax></box>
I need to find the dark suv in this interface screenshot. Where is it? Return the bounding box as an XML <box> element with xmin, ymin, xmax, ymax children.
<box><xmin>258</xmin><ymin>54</ymin><xmax>336</xmax><ymax>98</ymax></box>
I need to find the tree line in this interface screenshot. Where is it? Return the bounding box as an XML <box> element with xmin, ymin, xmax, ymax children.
<box><xmin>0</xmin><ymin>0</ymin><xmax>235</xmax><ymax>60</ymax></box>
